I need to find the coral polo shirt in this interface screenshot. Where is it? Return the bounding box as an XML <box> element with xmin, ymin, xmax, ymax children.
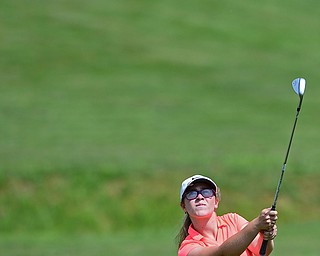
<box><xmin>178</xmin><ymin>213</ymin><xmax>262</xmax><ymax>256</ymax></box>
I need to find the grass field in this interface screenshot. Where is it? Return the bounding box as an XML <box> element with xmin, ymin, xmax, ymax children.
<box><xmin>1</xmin><ymin>0</ymin><xmax>320</xmax><ymax>255</ymax></box>
<box><xmin>0</xmin><ymin>222</ymin><xmax>319</xmax><ymax>255</ymax></box>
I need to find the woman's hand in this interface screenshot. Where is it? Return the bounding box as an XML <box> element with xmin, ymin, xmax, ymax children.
<box><xmin>263</xmin><ymin>224</ymin><xmax>277</xmax><ymax>240</ymax></box>
<box><xmin>257</xmin><ymin>208</ymin><xmax>278</xmax><ymax>231</ymax></box>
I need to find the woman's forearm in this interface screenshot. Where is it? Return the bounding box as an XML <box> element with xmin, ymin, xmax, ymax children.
<box><xmin>190</xmin><ymin>218</ymin><xmax>261</xmax><ymax>256</ymax></box>
<box><xmin>218</xmin><ymin>218</ymin><xmax>261</xmax><ymax>256</ymax></box>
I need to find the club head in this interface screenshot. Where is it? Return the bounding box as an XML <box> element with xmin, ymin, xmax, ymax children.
<box><xmin>292</xmin><ymin>78</ymin><xmax>306</xmax><ymax>97</ymax></box>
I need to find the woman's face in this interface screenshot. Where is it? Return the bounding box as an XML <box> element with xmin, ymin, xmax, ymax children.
<box><xmin>181</xmin><ymin>182</ymin><xmax>219</xmax><ymax>218</ymax></box>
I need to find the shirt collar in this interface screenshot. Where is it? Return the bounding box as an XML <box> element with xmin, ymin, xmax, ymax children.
<box><xmin>188</xmin><ymin>224</ymin><xmax>204</xmax><ymax>241</ymax></box>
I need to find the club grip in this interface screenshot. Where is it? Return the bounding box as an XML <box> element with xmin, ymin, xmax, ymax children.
<box><xmin>259</xmin><ymin>205</ymin><xmax>276</xmax><ymax>256</ymax></box>
<box><xmin>259</xmin><ymin>239</ymin><xmax>268</xmax><ymax>256</ymax></box>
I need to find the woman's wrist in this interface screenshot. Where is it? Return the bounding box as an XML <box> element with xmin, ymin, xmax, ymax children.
<box><xmin>262</xmin><ymin>224</ymin><xmax>277</xmax><ymax>240</ymax></box>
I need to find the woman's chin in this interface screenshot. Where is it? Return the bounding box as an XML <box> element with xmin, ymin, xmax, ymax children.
<box><xmin>193</xmin><ymin>210</ymin><xmax>213</xmax><ymax>219</ymax></box>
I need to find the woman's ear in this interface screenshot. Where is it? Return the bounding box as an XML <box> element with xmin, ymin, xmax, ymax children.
<box><xmin>214</xmin><ymin>197</ymin><xmax>220</xmax><ymax>209</ymax></box>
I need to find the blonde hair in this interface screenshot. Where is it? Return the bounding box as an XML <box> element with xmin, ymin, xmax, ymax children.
<box><xmin>176</xmin><ymin>187</ymin><xmax>221</xmax><ymax>247</ymax></box>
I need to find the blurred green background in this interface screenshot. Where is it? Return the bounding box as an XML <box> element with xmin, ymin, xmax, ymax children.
<box><xmin>1</xmin><ymin>0</ymin><xmax>319</xmax><ymax>255</ymax></box>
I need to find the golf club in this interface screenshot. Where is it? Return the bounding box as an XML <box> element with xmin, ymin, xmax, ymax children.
<box><xmin>259</xmin><ymin>78</ymin><xmax>306</xmax><ymax>256</ymax></box>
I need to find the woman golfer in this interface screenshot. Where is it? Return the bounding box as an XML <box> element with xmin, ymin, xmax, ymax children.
<box><xmin>177</xmin><ymin>174</ymin><xmax>278</xmax><ymax>256</ymax></box>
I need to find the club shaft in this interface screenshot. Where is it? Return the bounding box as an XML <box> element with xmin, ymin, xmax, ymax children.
<box><xmin>259</xmin><ymin>96</ymin><xmax>303</xmax><ymax>256</ymax></box>
<box><xmin>272</xmin><ymin>100</ymin><xmax>301</xmax><ymax>208</ymax></box>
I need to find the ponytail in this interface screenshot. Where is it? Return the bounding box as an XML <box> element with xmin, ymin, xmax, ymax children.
<box><xmin>176</xmin><ymin>213</ymin><xmax>192</xmax><ymax>247</ymax></box>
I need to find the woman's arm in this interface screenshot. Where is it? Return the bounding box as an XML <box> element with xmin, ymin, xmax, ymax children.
<box><xmin>248</xmin><ymin>228</ymin><xmax>277</xmax><ymax>256</ymax></box>
<box><xmin>249</xmin><ymin>211</ymin><xmax>278</xmax><ymax>255</ymax></box>
<box><xmin>188</xmin><ymin>209</ymin><xmax>277</xmax><ymax>256</ymax></box>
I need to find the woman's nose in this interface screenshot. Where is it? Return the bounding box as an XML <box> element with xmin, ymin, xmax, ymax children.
<box><xmin>195</xmin><ymin>192</ymin><xmax>204</xmax><ymax>200</ymax></box>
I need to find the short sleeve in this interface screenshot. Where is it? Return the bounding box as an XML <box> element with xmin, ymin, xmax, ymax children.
<box><xmin>178</xmin><ymin>240</ymin><xmax>205</xmax><ymax>256</ymax></box>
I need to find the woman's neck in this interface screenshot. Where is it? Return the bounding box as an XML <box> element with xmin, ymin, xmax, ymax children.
<box><xmin>191</xmin><ymin>212</ymin><xmax>218</xmax><ymax>240</ymax></box>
